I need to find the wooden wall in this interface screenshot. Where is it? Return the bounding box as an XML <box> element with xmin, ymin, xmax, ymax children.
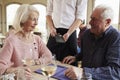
<box><xmin>0</xmin><ymin>0</ymin><xmax>47</xmax><ymax>35</ymax></box>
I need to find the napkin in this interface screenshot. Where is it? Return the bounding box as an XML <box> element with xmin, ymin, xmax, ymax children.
<box><xmin>35</xmin><ymin>65</ymin><xmax>70</xmax><ymax>80</ymax></box>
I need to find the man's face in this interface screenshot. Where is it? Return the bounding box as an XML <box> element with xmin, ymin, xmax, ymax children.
<box><xmin>89</xmin><ymin>8</ymin><xmax>109</xmax><ymax>36</ymax></box>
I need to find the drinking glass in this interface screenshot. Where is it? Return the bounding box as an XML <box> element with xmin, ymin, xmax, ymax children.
<box><xmin>17</xmin><ymin>68</ymin><xmax>26</xmax><ymax>80</ymax></box>
<box><xmin>22</xmin><ymin>58</ymin><xmax>34</xmax><ymax>66</ymax></box>
<box><xmin>17</xmin><ymin>67</ymin><xmax>34</xmax><ymax>80</ymax></box>
<box><xmin>22</xmin><ymin>48</ymin><xmax>35</xmax><ymax>66</ymax></box>
<box><xmin>78</xmin><ymin>61</ymin><xmax>82</xmax><ymax>68</ymax></box>
<box><xmin>0</xmin><ymin>73</ymin><xmax>15</xmax><ymax>80</ymax></box>
<box><xmin>21</xmin><ymin>58</ymin><xmax>34</xmax><ymax>80</ymax></box>
<box><xmin>40</xmin><ymin>55</ymin><xmax>57</xmax><ymax>80</ymax></box>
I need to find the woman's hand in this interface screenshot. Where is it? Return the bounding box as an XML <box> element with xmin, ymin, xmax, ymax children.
<box><xmin>24</xmin><ymin>67</ymin><xmax>32</xmax><ymax>78</ymax></box>
<box><xmin>6</xmin><ymin>66</ymin><xmax>32</xmax><ymax>79</ymax></box>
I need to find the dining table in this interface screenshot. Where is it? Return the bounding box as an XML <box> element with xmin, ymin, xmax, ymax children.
<box><xmin>0</xmin><ymin>61</ymin><xmax>81</xmax><ymax>80</ymax></box>
<box><xmin>30</xmin><ymin>61</ymin><xmax>81</xmax><ymax>80</ymax></box>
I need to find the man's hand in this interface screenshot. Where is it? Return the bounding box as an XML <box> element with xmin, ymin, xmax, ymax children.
<box><xmin>62</xmin><ymin>56</ymin><xmax>76</xmax><ymax>64</ymax></box>
<box><xmin>65</xmin><ymin>67</ymin><xmax>83</xmax><ymax>79</ymax></box>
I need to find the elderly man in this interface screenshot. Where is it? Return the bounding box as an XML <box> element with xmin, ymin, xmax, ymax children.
<box><xmin>63</xmin><ymin>4</ymin><xmax>120</xmax><ymax>80</ymax></box>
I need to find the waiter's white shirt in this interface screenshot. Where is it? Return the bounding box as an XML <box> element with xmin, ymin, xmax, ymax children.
<box><xmin>47</xmin><ymin>0</ymin><xmax>88</xmax><ymax>29</ymax></box>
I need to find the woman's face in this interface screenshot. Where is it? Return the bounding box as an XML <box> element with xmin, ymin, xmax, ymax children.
<box><xmin>22</xmin><ymin>12</ymin><xmax>39</xmax><ymax>32</ymax></box>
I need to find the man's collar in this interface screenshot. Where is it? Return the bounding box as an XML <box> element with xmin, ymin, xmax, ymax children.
<box><xmin>90</xmin><ymin>25</ymin><xmax>112</xmax><ymax>40</ymax></box>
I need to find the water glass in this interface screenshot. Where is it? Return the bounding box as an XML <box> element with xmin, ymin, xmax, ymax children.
<box><xmin>0</xmin><ymin>73</ymin><xmax>15</xmax><ymax>80</ymax></box>
<box><xmin>17</xmin><ymin>68</ymin><xmax>26</xmax><ymax>80</ymax></box>
<box><xmin>40</xmin><ymin>54</ymin><xmax>57</xmax><ymax>80</ymax></box>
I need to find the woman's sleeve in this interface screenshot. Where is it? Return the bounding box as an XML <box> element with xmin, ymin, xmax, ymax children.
<box><xmin>0</xmin><ymin>39</ymin><xmax>13</xmax><ymax>75</ymax></box>
<box><xmin>37</xmin><ymin>37</ymin><xmax>52</xmax><ymax>62</ymax></box>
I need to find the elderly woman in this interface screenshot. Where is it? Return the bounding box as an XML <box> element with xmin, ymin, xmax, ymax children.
<box><xmin>0</xmin><ymin>4</ymin><xmax>52</xmax><ymax>76</ymax></box>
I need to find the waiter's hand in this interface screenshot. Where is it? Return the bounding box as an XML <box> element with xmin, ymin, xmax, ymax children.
<box><xmin>50</xmin><ymin>28</ymin><xmax>57</xmax><ymax>37</ymax></box>
<box><xmin>63</xmin><ymin>33</ymin><xmax>70</xmax><ymax>42</ymax></box>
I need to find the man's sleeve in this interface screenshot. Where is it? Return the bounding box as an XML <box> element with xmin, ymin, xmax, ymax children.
<box><xmin>84</xmin><ymin>35</ymin><xmax>120</xmax><ymax>80</ymax></box>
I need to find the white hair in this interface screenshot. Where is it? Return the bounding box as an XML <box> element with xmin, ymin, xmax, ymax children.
<box><xmin>95</xmin><ymin>4</ymin><xmax>114</xmax><ymax>21</ymax></box>
<box><xmin>12</xmin><ymin>4</ymin><xmax>39</xmax><ymax>32</ymax></box>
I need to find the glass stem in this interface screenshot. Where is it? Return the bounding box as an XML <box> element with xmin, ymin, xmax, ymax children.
<box><xmin>48</xmin><ymin>76</ymin><xmax>50</xmax><ymax>80</ymax></box>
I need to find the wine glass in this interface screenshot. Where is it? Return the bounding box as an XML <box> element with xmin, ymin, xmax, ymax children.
<box><xmin>40</xmin><ymin>55</ymin><xmax>57</xmax><ymax>80</ymax></box>
<box><xmin>22</xmin><ymin>48</ymin><xmax>35</xmax><ymax>66</ymax></box>
<box><xmin>22</xmin><ymin>58</ymin><xmax>34</xmax><ymax>66</ymax></box>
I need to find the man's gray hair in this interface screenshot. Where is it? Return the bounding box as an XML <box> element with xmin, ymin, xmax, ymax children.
<box><xmin>95</xmin><ymin>4</ymin><xmax>114</xmax><ymax>21</ymax></box>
